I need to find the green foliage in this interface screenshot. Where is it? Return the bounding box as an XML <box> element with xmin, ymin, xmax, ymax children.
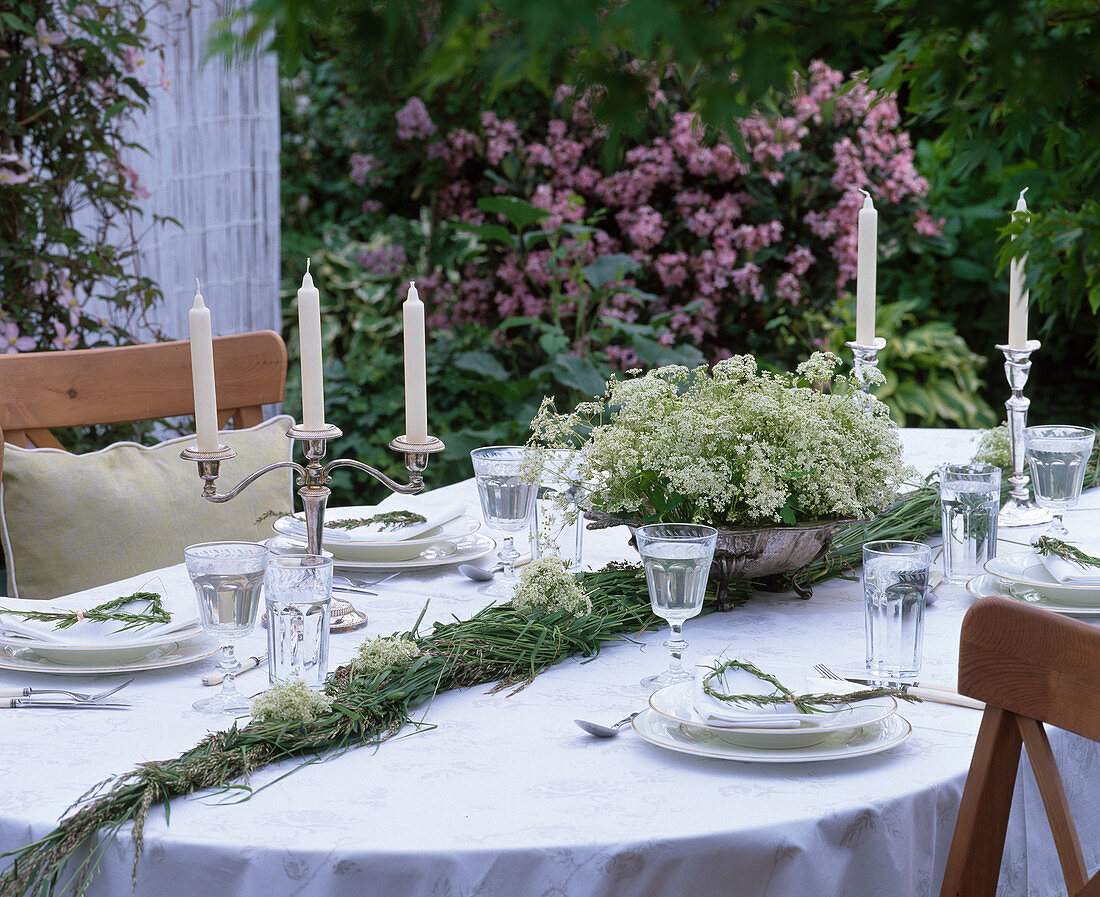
<box><xmin>0</xmin><ymin>1</ymin><xmax>168</xmax><ymax>352</ymax></box>
<box><xmin>827</xmin><ymin>299</ymin><xmax>998</xmax><ymax>429</ymax></box>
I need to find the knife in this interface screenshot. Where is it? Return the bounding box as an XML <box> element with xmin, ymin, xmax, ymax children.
<box><xmin>840</xmin><ymin>677</ymin><xmax>985</xmax><ymax>710</ymax></box>
<box><xmin>5</xmin><ymin>700</ymin><xmax>132</xmax><ymax>709</ymax></box>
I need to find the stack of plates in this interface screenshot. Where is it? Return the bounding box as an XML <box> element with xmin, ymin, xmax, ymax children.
<box><xmin>968</xmin><ymin>553</ymin><xmax>1100</xmax><ymax>616</ymax></box>
<box><xmin>635</xmin><ymin>679</ymin><xmax>909</xmax><ymax>763</ymax></box>
<box><xmin>0</xmin><ymin>600</ymin><xmax>216</xmax><ymax>675</ymax></box>
<box><xmin>273</xmin><ymin>505</ymin><xmax>496</xmax><ymax>571</ymax></box>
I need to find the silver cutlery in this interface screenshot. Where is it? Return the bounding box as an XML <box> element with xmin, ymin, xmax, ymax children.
<box><xmin>575</xmin><ymin>712</ymin><xmax>640</xmax><ymax>738</ymax></box>
<box><xmin>813</xmin><ymin>663</ymin><xmax>984</xmax><ymax>710</ymax></box>
<box><xmin>202</xmin><ymin>653</ymin><xmax>267</xmax><ymax>686</ymax></box>
<box><xmin>332</xmin><ymin>572</ymin><xmax>399</xmax><ymax>594</ymax></box>
<box><xmin>5</xmin><ymin>699</ymin><xmax>131</xmax><ymax>709</ymax></box>
<box><xmin>460</xmin><ymin>556</ymin><xmax>531</xmax><ymax>583</ymax></box>
<box><xmin>0</xmin><ymin>676</ymin><xmax>135</xmax><ymax>703</ymax></box>
<box><xmin>459</xmin><ymin>563</ymin><xmax>503</xmax><ymax>582</ymax></box>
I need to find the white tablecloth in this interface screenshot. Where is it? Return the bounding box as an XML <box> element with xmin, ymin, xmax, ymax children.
<box><xmin>1</xmin><ymin>428</ymin><xmax>1099</xmax><ymax>897</ymax></box>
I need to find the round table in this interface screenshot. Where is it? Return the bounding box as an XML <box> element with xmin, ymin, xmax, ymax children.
<box><xmin>1</xmin><ymin>428</ymin><xmax>1098</xmax><ymax>897</ymax></box>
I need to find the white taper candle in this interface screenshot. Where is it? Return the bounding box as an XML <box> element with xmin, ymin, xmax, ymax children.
<box><xmin>188</xmin><ymin>278</ymin><xmax>219</xmax><ymax>452</ymax></box>
<box><xmin>298</xmin><ymin>258</ymin><xmax>326</xmax><ymax>429</ymax></box>
<box><xmin>403</xmin><ymin>281</ymin><xmax>428</xmax><ymax>444</ymax></box>
<box><xmin>1007</xmin><ymin>188</ymin><xmax>1030</xmax><ymax>350</ymax></box>
<box><xmin>855</xmin><ymin>189</ymin><xmax>878</xmax><ymax>345</ymax></box>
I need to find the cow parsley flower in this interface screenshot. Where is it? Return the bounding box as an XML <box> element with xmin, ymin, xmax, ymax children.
<box><xmin>512</xmin><ymin>556</ymin><xmax>591</xmax><ymax>617</ymax></box>
<box><xmin>251</xmin><ymin>676</ymin><xmax>333</xmax><ymax>725</ymax></box>
<box><xmin>352</xmin><ymin>635</ymin><xmax>421</xmax><ymax>678</ymax></box>
<box><xmin>530</xmin><ymin>353</ymin><xmax>906</xmax><ymax>527</ymax></box>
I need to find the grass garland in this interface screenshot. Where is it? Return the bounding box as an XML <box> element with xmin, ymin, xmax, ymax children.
<box><xmin>0</xmin><ymin>564</ymin><xmax>658</xmax><ymax>897</ymax></box>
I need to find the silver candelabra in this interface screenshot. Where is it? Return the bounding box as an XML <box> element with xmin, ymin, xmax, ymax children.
<box><xmin>845</xmin><ymin>337</ymin><xmax>886</xmax><ymax>393</ymax></box>
<box><xmin>995</xmin><ymin>340</ymin><xmax>1050</xmax><ymax>527</ymax></box>
<box><xmin>181</xmin><ymin>422</ymin><xmax>445</xmax><ymax>620</ymax></box>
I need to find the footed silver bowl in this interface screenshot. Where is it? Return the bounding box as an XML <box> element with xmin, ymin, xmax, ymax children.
<box><xmin>585</xmin><ymin>511</ymin><xmax>855</xmax><ymax>609</ymax></box>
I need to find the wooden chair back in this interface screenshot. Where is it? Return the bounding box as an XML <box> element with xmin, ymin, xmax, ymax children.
<box><xmin>0</xmin><ymin>330</ymin><xmax>286</xmax><ymax>472</ymax></box>
<box><xmin>940</xmin><ymin>595</ymin><xmax>1100</xmax><ymax>897</ymax></box>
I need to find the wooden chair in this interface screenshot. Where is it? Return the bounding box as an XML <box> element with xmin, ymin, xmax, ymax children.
<box><xmin>0</xmin><ymin>330</ymin><xmax>287</xmax><ymax>473</ymax></box>
<box><xmin>940</xmin><ymin>595</ymin><xmax>1100</xmax><ymax>897</ymax></box>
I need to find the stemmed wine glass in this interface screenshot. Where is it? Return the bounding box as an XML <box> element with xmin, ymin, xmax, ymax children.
<box><xmin>185</xmin><ymin>541</ymin><xmax>268</xmax><ymax>713</ymax></box>
<box><xmin>1024</xmin><ymin>425</ymin><xmax>1096</xmax><ymax>538</ymax></box>
<box><xmin>637</xmin><ymin>523</ymin><xmax>718</xmax><ymax>689</ymax></box>
<box><xmin>470</xmin><ymin>446</ymin><xmax>537</xmax><ymax>598</ymax></box>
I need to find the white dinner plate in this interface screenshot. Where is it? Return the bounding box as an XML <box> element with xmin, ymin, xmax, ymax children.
<box><xmin>648</xmin><ymin>682</ymin><xmax>898</xmax><ymax>749</ymax></box>
<box><xmin>0</xmin><ymin>626</ymin><xmax>205</xmax><ymax>666</ymax></box>
<box><xmin>0</xmin><ymin>632</ymin><xmax>220</xmax><ymax>675</ymax></box>
<box><xmin>274</xmin><ymin>515</ymin><xmax>482</xmax><ymax>562</ymax></box>
<box><xmin>985</xmin><ymin>553</ymin><xmax>1100</xmax><ymax>607</ymax></box>
<box><xmin>331</xmin><ymin>533</ymin><xmax>497</xmax><ymax>572</ymax></box>
<box><xmin>967</xmin><ymin>573</ymin><xmax>1100</xmax><ymax>617</ymax></box>
<box><xmin>632</xmin><ymin>708</ymin><xmax>911</xmax><ymax>763</ymax></box>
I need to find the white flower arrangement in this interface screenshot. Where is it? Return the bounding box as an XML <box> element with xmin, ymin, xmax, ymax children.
<box><xmin>512</xmin><ymin>556</ymin><xmax>592</xmax><ymax>617</ymax></box>
<box><xmin>251</xmin><ymin>676</ymin><xmax>334</xmax><ymax>725</ymax></box>
<box><xmin>972</xmin><ymin>422</ymin><xmax>1011</xmax><ymax>469</ymax></box>
<box><xmin>529</xmin><ymin>352</ymin><xmax>906</xmax><ymax>528</ymax></box>
<box><xmin>352</xmin><ymin>635</ymin><xmax>421</xmax><ymax>678</ymax></box>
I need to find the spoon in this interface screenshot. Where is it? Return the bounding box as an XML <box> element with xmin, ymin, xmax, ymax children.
<box><xmin>459</xmin><ymin>563</ymin><xmax>502</xmax><ymax>582</ymax></box>
<box><xmin>574</xmin><ymin>712</ymin><xmax>639</xmax><ymax>738</ymax></box>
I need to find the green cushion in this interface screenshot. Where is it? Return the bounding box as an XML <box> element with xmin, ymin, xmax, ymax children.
<box><xmin>1</xmin><ymin>415</ymin><xmax>296</xmax><ymax>599</ymax></box>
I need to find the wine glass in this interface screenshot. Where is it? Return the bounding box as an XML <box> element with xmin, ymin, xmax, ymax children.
<box><xmin>1024</xmin><ymin>425</ymin><xmax>1096</xmax><ymax>538</ymax></box>
<box><xmin>185</xmin><ymin>541</ymin><xmax>268</xmax><ymax>713</ymax></box>
<box><xmin>636</xmin><ymin>523</ymin><xmax>718</xmax><ymax>689</ymax></box>
<box><xmin>470</xmin><ymin>446</ymin><xmax>538</xmax><ymax>598</ymax></box>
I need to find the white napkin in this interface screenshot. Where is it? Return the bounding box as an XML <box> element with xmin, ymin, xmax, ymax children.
<box><xmin>0</xmin><ymin>576</ymin><xmax>201</xmax><ymax>646</ymax></box>
<box><xmin>693</xmin><ymin>656</ymin><xmax>813</xmax><ymax>729</ymax></box>
<box><xmin>283</xmin><ymin>497</ymin><xmax>466</xmax><ymax>544</ymax></box>
<box><xmin>1035</xmin><ymin>545</ymin><xmax>1100</xmax><ymax>586</ymax></box>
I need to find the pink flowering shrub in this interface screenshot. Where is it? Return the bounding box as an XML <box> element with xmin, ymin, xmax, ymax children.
<box><xmin>406</xmin><ymin>62</ymin><xmax>941</xmax><ymax>365</ymax></box>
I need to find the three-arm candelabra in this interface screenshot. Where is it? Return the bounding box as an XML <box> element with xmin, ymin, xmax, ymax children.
<box><xmin>181</xmin><ymin>422</ymin><xmax>445</xmax><ymax>620</ymax></box>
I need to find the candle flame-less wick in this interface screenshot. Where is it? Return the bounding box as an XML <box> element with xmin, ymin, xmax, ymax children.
<box><xmin>195</xmin><ymin>277</ymin><xmax>201</xmax><ymax>292</ymax></box>
<box><xmin>1019</xmin><ymin>187</ymin><xmax>1029</xmax><ymax>201</ymax></box>
<box><xmin>410</xmin><ymin>280</ymin><xmax>416</xmax><ymax>288</ymax></box>
<box><xmin>860</xmin><ymin>188</ymin><xmax>871</xmax><ymax>200</ymax></box>
<box><xmin>306</xmin><ymin>257</ymin><xmax>311</xmax><ymax>273</ymax></box>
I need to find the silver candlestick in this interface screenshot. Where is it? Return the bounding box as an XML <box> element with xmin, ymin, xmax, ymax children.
<box><xmin>181</xmin><ymin>423</ymin><xmax>445</xmax><ymax>619</ymax></box>
<box><xmin>995</xmin><ymin>340</ymin><xmax>1050</xmax><ymax>527</ymax></box>
<box><xmin>845</xmin><ymin>337</ymin><xmax>886</xmax><ymax>392</ymax></box>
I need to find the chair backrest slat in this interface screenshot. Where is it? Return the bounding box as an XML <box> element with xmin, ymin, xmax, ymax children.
<box><xmin>0</xmin><ymin>331</ymin><xmax>287</xmax><ymax>475</ymax></box>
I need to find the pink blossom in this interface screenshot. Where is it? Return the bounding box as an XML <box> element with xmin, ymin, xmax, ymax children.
<box><xmin>52</xmin><ymin>321</ymin><xmax>78</xmax><ymax>350</ymax></box>
<box><xmin>395</xmin><ymin>98</ymin><xmax>437</xmax><ymax>141</ymax></box>
<box><xmin>123</xmin><ymin>46</ymin><xmax>144</xmax><ymax>73</ymax></box>
<box><xmin>357</xmin><ymin>245</ymin><xmax>407</xmax><ymax>277</ymax></box>
<box><xmin>0</xmin><ymin>323</ymin><xmax>35</xmax><ymax>354</ymax></box>
<box><xmin>349</xmin><ymin>153</ymin><xmax>379</xmax><ymax>187</ymax></box>
<box><xmin>23</xmin><ymin>19</ymin><xmax>65</xmax><ymax>54</ymax></box>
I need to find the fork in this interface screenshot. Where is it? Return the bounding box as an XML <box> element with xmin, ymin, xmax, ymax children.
<box><xmin>813</xmin><ymin>664</ymin><xmax>984</xmax><ymax>710</ymax></box>
<box><xmin>0</xmin><ymin>676</ymin><xmax>135</xmax><ymax>703</ymax></box>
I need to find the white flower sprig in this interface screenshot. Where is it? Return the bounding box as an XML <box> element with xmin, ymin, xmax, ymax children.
<box><xmin>512</xmin><ymin>557</ymin><xmax>592</xmax><ymax>617</ymax></box>
<box><xmin>530</xmin><ymin>352</ymin><xmax>906</xmax><ymax>528</ymax></box>
<box><xmin>251</xmin><ymin>676</ymin><xmax>333</xmax><ymax>725</ymax></box>
<box><xmin>352</xmin><ymin>635</ymin><xmax>421</xmax><ymax>678</ymax></box>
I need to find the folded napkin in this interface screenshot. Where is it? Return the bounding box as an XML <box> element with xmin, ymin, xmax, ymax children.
<box><xmin>1035</xmin><ymin>545</ymin><xmax>1100</xmax><ymax>586</ymax></box>
<box><xmin>693</xmin><ymin>657</ymin><xmax>815</xmax><ymax>729</ymax></box>
<box><xmin>284</xmin><ymin>497</ymin><xmax>466</xmax><ymax>544</ymax></box>
<box><xmin>0</xmin><ymin>574</ymin><xmax>201</xmax><ymax>646</ymax></box>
